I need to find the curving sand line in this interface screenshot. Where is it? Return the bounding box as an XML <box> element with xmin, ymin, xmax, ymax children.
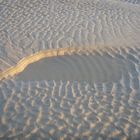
<box><xmin>0</xmin><ymin>45</ymin><xmax>138</xmax><ymax>81</ymax></box>
<box><xmin>0</xmin><ymin>46</ymin><xmax>120</xmax><ymax>81</ymax></box>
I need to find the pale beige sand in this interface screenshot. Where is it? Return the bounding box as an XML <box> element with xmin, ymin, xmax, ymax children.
<box><xmin>119</xmin><ymin>0</ymin><xmax>140</xmax><ymax>4</ymax></box>
<box><xmin>0</xmin><ymin>78</ymin><xmax>140</xmax><ymax>139</ymax></box>
<box><xmin>16</xmin><ymin>49</ymin><xmax>126</xmax><ymax>83</ymax></box>
<box><xmin>0</xmin><ymin>0</ymin><xmax>140</xmax><ymax>139</ymax></box>
<box><xmin>0</xmin><ymin>47</ymin><xmax>140</xmax><ymax>140</ymax></box>
<box><xmin>0</xmin><ymin>46</ymin><xmax>120</xmax><ymax>80</ymax></box>
<box><xmin>0</xmin><ymin>0</ymin><xmax>140</xmax><ymax>71</ymax></box>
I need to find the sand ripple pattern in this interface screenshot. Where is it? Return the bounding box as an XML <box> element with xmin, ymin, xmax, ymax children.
<box><xmin>15</xmin><ymin>47</ymin><xmax>138</xmax><ymax>85</ymax></box>
<box><xmin>0</xmin><ymin>0</ymin><xmax>140</xmax><ymax>71</ymax></box>
<box><xmin>0</xmin><ymin>47</ymin><xmax>140</xmax><ymax>140</ymax></box>
<box><xmin>0</xmin><ymin>81</ymin><xmax>140</xmax><ymax>139</ymax></box>
<box><xmin>0</xmin><ymin>0</ymin><xmax>140</xmax><ymax>139</ymax></box>
<box><xmin>118</xmin><ymin>0</ymin><xmax>140</xmax><ymax>5</ymax></box>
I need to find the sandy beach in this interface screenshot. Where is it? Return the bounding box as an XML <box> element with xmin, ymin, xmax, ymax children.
<box><xmin>0</xmin><ymin>0</ymin><xmax>140</xmax><ymax>139</ymax></box>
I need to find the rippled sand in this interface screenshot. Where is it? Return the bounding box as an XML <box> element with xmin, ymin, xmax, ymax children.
<box><xmin>0</xmin><ymin>0</ymin><xmax>140</xmax><ymax>139</ymax></box>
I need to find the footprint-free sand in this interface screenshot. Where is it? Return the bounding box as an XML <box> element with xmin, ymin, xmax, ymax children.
<box><xmin>0</xmin><ymin>0</ymin><xmax>140</xmax><ymax>139</ymax></box>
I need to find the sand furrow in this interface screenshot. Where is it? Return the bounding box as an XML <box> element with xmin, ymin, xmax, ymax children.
<box><xmin>0</xmin><ymin>46</ymin><xmax>139</xmax><ymax>139</ymax></box>
<box><xmin>0</xmin><ymin>0</ymin><xmax>140</xmax><ymax>139</ymax></box>
<box><xmin>0</xmin><ymin>78</ymin><xmax>140</xmax><ymax>139</ymax></box>
<box><xmin>0</xmin><ymin>0</ymin><xmax>140</xmax><ymax>70</ymax></box>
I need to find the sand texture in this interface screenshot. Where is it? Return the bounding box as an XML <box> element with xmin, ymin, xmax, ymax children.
<box><xmin>0</xmin><ymin>0</ymin><xmax>140</xmax><ymax>71</ymax></box>
<box><xmin>0</xmin><ymin>0</ymin><xmax>140</xmax><ymax>139</ymax></box>
<box><xmin>0</xmin><ymin>46</ymin><xmax>124</xmax><ymax>80</ymax></box>
<box><xmin>0</xmin><ymin>77</ymin><xmax>140</xmax><ymax>139</ymax></box>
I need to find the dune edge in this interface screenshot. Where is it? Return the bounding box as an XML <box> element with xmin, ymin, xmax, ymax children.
<box><xmin>0</xmin><ymin>45</ymin><xmax>134</xmax><ymax>81</ymax></box>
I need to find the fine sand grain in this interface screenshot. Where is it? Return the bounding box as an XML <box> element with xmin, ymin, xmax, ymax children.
<box><xmin>0</xmin><ymin>0</ymin><xmax>140</xmax><ymax>139</ymax></box>
<box><xmin>0</xmin><ymin>0</ymin><xmax>140</xmax><ymax>71</ymax></box>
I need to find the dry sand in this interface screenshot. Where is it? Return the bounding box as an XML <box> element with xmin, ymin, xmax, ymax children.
<box><xmin>0</xmin><ymin>0</ymin><xmax>140</xmax><ymax>139</ymax></box>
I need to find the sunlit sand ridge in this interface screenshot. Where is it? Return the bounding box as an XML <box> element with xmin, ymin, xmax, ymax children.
<box><xmin>16</xmin><ymin>46</ymin><xmax>129</xmax><ymax>83</ymax></box>
<box><xmin>0</xmin><ymin>46</ymin><xmax>116</xmax><ymax>80</ymax></box>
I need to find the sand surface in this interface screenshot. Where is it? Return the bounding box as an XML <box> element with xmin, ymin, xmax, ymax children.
<box><xmin>0</xmin><ymin>0</ymin><xmax>140</xmax><ymax>139</ymax></box>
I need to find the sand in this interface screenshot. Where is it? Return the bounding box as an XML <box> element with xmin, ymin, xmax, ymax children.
<box><xmin>0</xmin><ymin>46</ymin><xmax>124</xmax><ymax>80</ymax></box>
<box><xmin>0</xmin><ymin>0</ymin><xmax>140</xmax><ymax>139</ymax></box>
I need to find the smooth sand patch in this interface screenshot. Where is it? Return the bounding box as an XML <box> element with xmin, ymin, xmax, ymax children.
<box><xmin>0</xmin><ymin>46</ymin><xmax>121</xmax><ymax>81</ymax></box>
<box><xmin>16</xmin><ymin>52</ymin><xmax>126</xmax><ymax>83</ymax></box>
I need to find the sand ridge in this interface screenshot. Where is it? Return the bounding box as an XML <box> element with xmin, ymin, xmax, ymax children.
<box><xmin>0</xmin><ymin>45</ymin><xmax>138</xmax><ymax>81</ymax></box>
<box><xmin>0</xmin><ymin>45</ymin><xmax>121</xmax><ymax>81</ymax></box>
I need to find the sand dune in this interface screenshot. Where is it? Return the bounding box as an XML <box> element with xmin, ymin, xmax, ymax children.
<box><xmin>0</xmin><ymin>0</ymin><xmax>140</xmax><ymax>139</ymax></box>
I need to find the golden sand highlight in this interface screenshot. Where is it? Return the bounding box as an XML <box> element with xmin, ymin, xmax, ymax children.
<box><xmin>0</xmin><ymin>45</ymin><xmax>133</xmax><ymax>81</ymax></box>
